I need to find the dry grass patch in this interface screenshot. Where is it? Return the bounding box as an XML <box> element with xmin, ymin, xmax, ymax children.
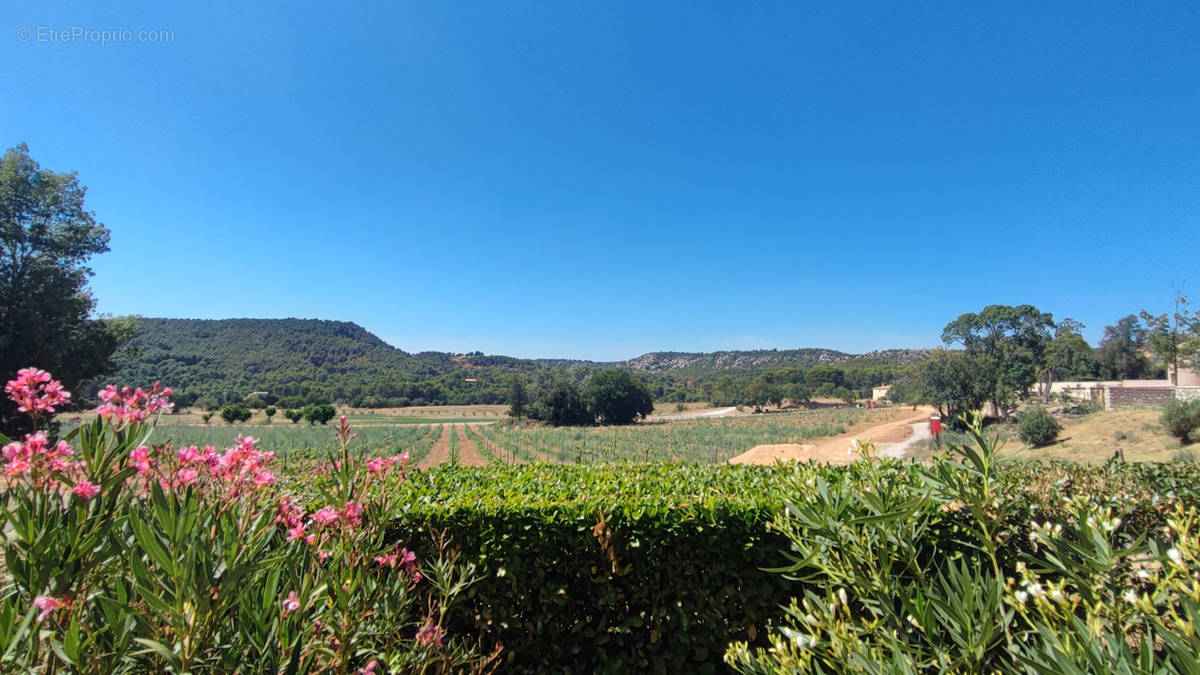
<box><xmin>1003</xmin><ymin>407</ymin><xmax>1186</xmax><ymax>464</ymax></box>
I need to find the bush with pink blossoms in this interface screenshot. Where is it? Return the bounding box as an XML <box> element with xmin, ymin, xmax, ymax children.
<box><xmin>0</xmin><ymin>369</ymin><xmax>493</xmax><ymax>673</ymax></box>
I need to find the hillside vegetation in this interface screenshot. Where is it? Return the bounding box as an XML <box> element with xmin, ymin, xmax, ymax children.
<box><xmin>107</xmin><ymin>318</ymin><xmax>924</xmax><ymax>409</ymax></box>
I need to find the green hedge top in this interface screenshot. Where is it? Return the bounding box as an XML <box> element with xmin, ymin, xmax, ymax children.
<box><xmin>390</xmin><ymin>462</ymin><xmax>794</xmax><ymax>514</ymax></box>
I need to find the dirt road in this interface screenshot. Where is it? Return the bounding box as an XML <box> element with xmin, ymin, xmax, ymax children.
<box><xmin>647</xmin><ymin>406</ymin><xmax>739</xmax><ymax>422</ymax></box>
<box><xmin>728</xmin><ymin>406</ymin><xmax>935</xmax><ymax>465</ymax></box>
<box><xmin>416</xmin><ymin>425</ymin><xmax>453</xmax><ymax>469</ymax></box>
<box><xmin>454</xmin><ymin>424</ymin><xmax>492</xmax><ymax>467</ymax></box>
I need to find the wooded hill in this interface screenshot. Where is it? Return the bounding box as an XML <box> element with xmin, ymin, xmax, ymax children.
<box><xmin>106</xmin><ymin>318</ymin><xmax>926</xmax><ymax>408</ymax></box>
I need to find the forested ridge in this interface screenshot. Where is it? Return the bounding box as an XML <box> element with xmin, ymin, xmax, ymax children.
<box><xmin>107</xmin><ymin>318</ymin><xmax>923</xmax><ymax>408</ymax></box>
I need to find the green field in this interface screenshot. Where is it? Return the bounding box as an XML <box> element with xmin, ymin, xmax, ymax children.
<box><xmin>114</xmin><ymin>407</ymin><xmax>885</xmax><ymax>468</ymax></box>
<box><xmin>132</xmin><ymin>422</ymin><xmax>444</xmax><ymax>463</ymax></box>
<box><xmin>479</xmin><ymin>407</ymin><xmax>885</xmax><ymax>464</ymax></box>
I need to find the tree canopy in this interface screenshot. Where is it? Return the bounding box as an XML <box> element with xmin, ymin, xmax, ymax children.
<box><xmin>941</xmin><ymin>304</ymin><xmax>1055</xmax><ymax>416</ymax></box>
<box><xmin>0</xmin><ymin>143</ymin><xmax>118</xmax><ymax>434</ymax></box>
<box><xmin>1096</xmin><ymin>315</ymin><xmax>1155</xmax><ymax>380</ymax></box>
<box><xmin>586</xmin><ymin>369</ymin><xmax>654</xmax><ymax>425</ymax></box>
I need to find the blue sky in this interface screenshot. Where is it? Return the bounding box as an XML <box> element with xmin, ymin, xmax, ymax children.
<box><xmin>3</xmin><ymin>2</ymin><xmax>1197</xmax><ymax>360</ymax></box>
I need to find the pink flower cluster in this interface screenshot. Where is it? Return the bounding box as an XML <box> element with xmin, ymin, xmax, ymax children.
<box><xmin>415</xmin><ymin>620</ymin><xmax>445</xmax><ymax>648</ymax></box>
<box><xmin>132</xmin><ymin>436</ymin><xmax>276</xmax><ymax>498</ymax></box>
<box><xmin>281</xmin><ymin>590</ymin><xmax>301</xmax><ymax>615</ymax></box>
<box><xmin>278</xmin><ymin>499</ymin><xmax>369</xmax><ymax>549</ymax></box>
<box><xmin>374</xmin><ymin>545</ymin><xmax>421</xmax><ymax>581</ymax></box>
<box><xmin>365</xmin><ymin>452</ymin><xmax>410</xmax><ymax>475</ymax></box>
<box><xmin>34</xmin><ymin>595</ymin><xmax>66</xmax><ymax>623</ymax></box>
<box><xmin>5</xmin><ymin>368</ymin><xmax>71</xmax><ymax>415</ymax></box>
<box><xmin>95</xmin><ymin>382</ymin><xmax>173</xmax><ymax>424</ymax></box>
<box><xmin>3</xmin><ymin>431</ymin><xmax>98</xmax><ymax>499</ymax></box>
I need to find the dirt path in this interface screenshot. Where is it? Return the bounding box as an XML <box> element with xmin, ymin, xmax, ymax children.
<box><xmin>728</xmin><ymin>406</ymin><xmax>935</xmax><ymax>465</ymax></box>
<box><xmin>646</xmin><ymin>406</ymin><xmax>740</xmax><ymax>422</ymax></box>
<box><xmin>454</xmin><ymin>424</ymin><xmax>492</xmax><ymax>467</ymax></box>
<box><xmin>469</xmin><ymin>424</ymin><xmax>527</xmax><ymax>465</ymax></box>
<box><xmin>878</xmin><ymin>421</ymin><xmax>932</xmax><ymax>459</ymax></box>
<box><xmin>416</xmin><ymin>425</ymin><xmax>453</xmax><ymax>469</ymax></box>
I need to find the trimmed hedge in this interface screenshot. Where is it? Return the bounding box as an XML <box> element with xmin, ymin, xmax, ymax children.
<box><xmin>386</xmin><ymin>464</ymin><xmax>796</xmax><ymax>673</ymax></box>
<box><xmin>383</xmin><ymin>460</ymin><xmax>1200</xmax><ymax>673</ymax></box>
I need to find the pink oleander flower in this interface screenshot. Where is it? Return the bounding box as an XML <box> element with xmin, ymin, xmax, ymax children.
<box><xmin>366</xmin><ymin>457</ymin><xmax>386</xmax><ymax>474</ymax></box>
<box><xmin>340</xmin><ymin>501</ymin><xmax>364</xmax><ymax>529</ymax></box>
<box><xmin>336</xmin><ymin>416</ymin><xmax>358</xmax><ymax>444</ymax></box>
<box><xmin>177</xmin><ymin>445</ymin><xmax>203</xmax><ymax>463</ymax></box>
<box><xmin>72</xmin><ymin>481</ymin><xmax>101</xmax><ymax>500</ymax></box>
<box><xmin>281</xmin><ymin>590</ymin><xmax>300</xmax><ymax>614</ymax></box>
<box><xmin>34</xmin><ymin>595</ymin><xmax>65</xmax><ymax>623</ymax></box>
<box><xmin>94</xmin><ymin>382</ymin><xmax>173</xmax><ymax>424</ymax></box>
<box><xmin>5</xmin><ymin>458</ymin><xmax>31</xmax><ymax>477</ymax></box>
<box><xmin>287</xmin><ymin>523</ymin><xmax>315</xmax><ymax>546</ymax></box>
<box><xmin>356</xmin><ymin>660</ymin><xmax>379</xmax><ymax>675</ymax></box>
<box><xmin>6</xmin><ymin>368</ymin><xmax>71</xmax><ymax>414</ymax></box>
<box><xmin>129</xmin><ymin>446</ymin><xmax>153</xmax><ymax>473</ymax></box>
<box><xmin>275</xmin><ymin>497</ymin><xmax>305</xmax><ymax>528</ymax></box>
<box><xmin>176</xmin><ymin>467</ymin><xmax>199</xmax><ymax>486</ymax></box>
<box><xmin>311</xmin><ymin>506</ymin><xmax>339</xmax><ymax>525</ymax></box>
<box><xmin>416</xmin><ymin>621</ymin><xmax>445</xmax><ymax>648</ymax></box>
<box><xmin>3</xmin><ymin>432</ymin><xmax>77</xmax><ymax>481</ymax></box>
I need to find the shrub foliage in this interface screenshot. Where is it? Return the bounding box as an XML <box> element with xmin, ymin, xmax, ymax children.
<box><xmin>726</xmin><ymin>415</ymin><xmax>1200</xmax><ymax>673</ymax></box>
<box><xmin>1017</xmin><ymin>405</ymin><xmax>1062</xmax><ymax>447</ymax></box>
<box><xmin>1162</xmin><ymin>398</ymin><xmax>1200</xmax><ymax>443</ymax></box>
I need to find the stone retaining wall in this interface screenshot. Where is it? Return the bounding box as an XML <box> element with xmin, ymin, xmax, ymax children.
<box><xmin>1105</xmin><ymin>386</ymin><xmax>1176</xmax><ymax>408</ymax></box>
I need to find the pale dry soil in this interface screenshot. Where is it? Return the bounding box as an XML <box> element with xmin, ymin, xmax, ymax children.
<box><xmin>453</xmin><ymin>424</ymin><xmax>491</xmax><ymax>467</ymax></box>
<box><xmin>416</xmin><ymin>425</ymin><xmax>454</xmax><ymax>470</ymax></box>
<box><xmin>728</xmin><ymin>406</ymin><xmax>937</xmax><ymax>465</ymax></box>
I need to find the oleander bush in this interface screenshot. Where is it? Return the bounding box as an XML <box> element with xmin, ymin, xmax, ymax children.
<box><xmin>0</xmin><ymin>368</ymin><xmax>490</xmax><ymax>673</ymax></box>
<box><xmin>726</xmin><ymin>415</ymin><xmax>1200</xmax><ymax>673</ymax></box>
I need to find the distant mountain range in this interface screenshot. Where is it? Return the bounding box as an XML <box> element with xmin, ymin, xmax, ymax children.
<box><xmin>108</xmin><ymin>318</ymin><xmax>929</xmax><ymax>407</ymax></box>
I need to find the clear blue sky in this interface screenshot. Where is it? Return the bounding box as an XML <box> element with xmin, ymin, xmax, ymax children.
<box><xmin>3</xmin><ymin>2</ymin><xmax>1197</xmax><ymax>360</ymax></box>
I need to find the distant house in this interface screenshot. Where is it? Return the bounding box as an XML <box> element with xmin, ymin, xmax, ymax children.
<box><xmin>871</xmin><ymin>385</ymin><xmax>891</xmax><ymax>402</ymax></box>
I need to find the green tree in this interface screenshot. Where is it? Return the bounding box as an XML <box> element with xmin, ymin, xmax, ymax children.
<box><xmin>220</xmin><ymin>404</ymin><xmax>252</xmax><ymax>425</ymax></box>
<box><xmin>0</xmin><ymin>143</ymin><xmax>119</xmax><ymax>435</ymax></box>
<box><xmin>917</xmin><ymin>349</ymin><xmax>993</xmax><ymax>422</ymax></box>
<box><xmin>528</xmin><ymin>377</ymin><xmax>592</xmax><ymax>426</ymax></box>
<box><xmin>1037</xmin><ymin>319</ymin><xmax>1098</xmax><ymax>401</ymax></box>
<box><xmin>1096</xmin><ymin>315</ymin><xmax>1153</xmax><ymax>380</ymax></box>
<box><xmin>507</xmin><ymin>373</ymin><xmax>528</xmax><ymax>419</ymax></box>
<box><xmin>586</xmin><ymin>370</ymin><xmax>654</xmax><ymax>425</ymax></box>
<box><xmin>302</xmin><ymin>403</ymin><xmax>337</xmax><ymax>425</ymax></box>
<box><xmin>785</xmin><ymin>382</ymin><xmax>811</xmax><ymax>406</ymax></box>
<box><xmin>284</xmin><ymin>408</ymin><xmax>303</xmax><ymax>424</ymax></box>
<box><xmin>1142</xmin><ymin>291</ymin><xmax>1200</xmax><ymax>385</ymax></box>
<box><xmin>264</xmin><ymin>405</ymin><xmax>276</xmax><ymax>424</ymax></box>
<box><xmin>941</xmin><ymin>304</ymin><xmax>1055</xmax><ymax>417</ymax></box>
